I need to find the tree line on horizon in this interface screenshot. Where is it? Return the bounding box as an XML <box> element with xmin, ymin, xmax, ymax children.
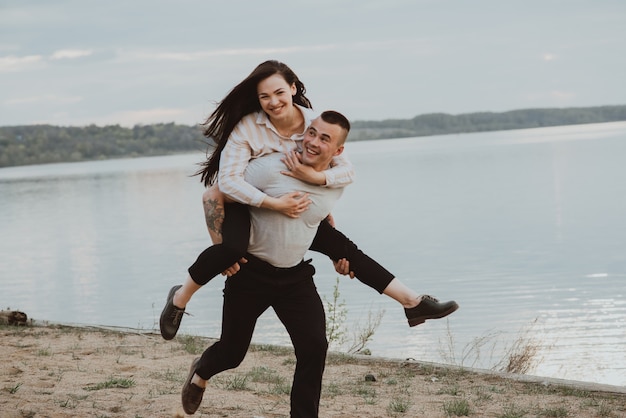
<box><xmin>348</xmin><ymin>104</ymin><xmax>626</xmax><ymax>140</ymax></box>
<box><xmin>1</xmin><ymin>105</ymin><xmax>625</xmax><ymax>168</ymax></box>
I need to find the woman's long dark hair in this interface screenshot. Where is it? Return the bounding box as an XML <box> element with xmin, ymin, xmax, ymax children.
<box><xmin>195</xmin><ymin>60</ymin><xmax>313</xmax><ymax>186</ymax></box>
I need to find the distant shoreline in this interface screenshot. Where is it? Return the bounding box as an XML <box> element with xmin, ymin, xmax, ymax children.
<box><xmin>1</xmin><ymin>104</ymin><xmax>625</xmax><ymax>169</ymax></box>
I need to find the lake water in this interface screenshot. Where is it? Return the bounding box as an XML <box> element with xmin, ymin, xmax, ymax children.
<box><xmin>1</xmin><ymin>122</ymin><xmax>625</xmax><ymax>387</ymax></box>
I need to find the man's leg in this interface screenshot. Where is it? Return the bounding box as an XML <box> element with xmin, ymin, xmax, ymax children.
<box><xmin>273</xmin><ymin>267</ymin><xmax>328</xmax><ymax>418</ymax></box>
<box><xmin>182</xmin><ymin>268</ymin><xmax>271</xmax><ymax>414</ymax></box>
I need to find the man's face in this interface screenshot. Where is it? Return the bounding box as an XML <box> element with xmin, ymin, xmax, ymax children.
<box><xmin>301</xmin><ymin>117</ymin><xmax>345</xmax><ymax>171</ymax></box>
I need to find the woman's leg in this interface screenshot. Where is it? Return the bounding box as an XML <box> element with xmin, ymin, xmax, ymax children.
<box><xmin>186</xmin><ymin>202</ymin><xmax>250</xmax><ymax>283</ymax></box>
<box><xmin>309</xmin><ymin>219</ymin><xmax>396</xmax><ymax>293</ymax></box>
<box><xmin>382</xmin><ymin>278</ymin><xmax>422</xmax><ymax>308</ymax></box>
<box><xmin>310</xmin><ymin>219</ymin><xmax>420</xmax><ymax>305</ymax></box>
<box><xmin>202</xmin><ymin>184</ymin><xmax>226</xmax><ymax>244</ymax></box>
<box><xmin>174</xmin><ymin>191</ymin><xmax>251</xmax><ymax>308</ymax></box>
<box><xmin>309</xmin><ymin>219</ymin><xmax>459</xmax><ymax>325</ymax></box>
<box><xmin>160</xmin><ymin>189</ymin><xmax>251</xmax><ymax>340</ymax></box>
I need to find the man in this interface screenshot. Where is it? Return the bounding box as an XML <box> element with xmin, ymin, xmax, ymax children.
<box><xmin>181</xmin><ymin>111</ymin><xmax>352</xmax><ymax>417</ymax></box>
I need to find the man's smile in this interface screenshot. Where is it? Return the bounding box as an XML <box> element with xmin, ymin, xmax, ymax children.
<box><xmin>304</xmin><ymin>145</ymin><xmax>319</xmax><ymax>156</ymax></box>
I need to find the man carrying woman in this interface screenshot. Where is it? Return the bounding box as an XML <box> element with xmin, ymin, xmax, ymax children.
<box><xmin>181</xmin><ymin>111</ymin><xmax>353</xmax><ymax>416</ymax></box>
<box><xmin>160</xmin><ymin>61</ymin><xmax>458</xmax><ymax>348</ymax></box>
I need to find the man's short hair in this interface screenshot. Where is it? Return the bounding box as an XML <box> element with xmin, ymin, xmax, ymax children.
<box><xmin>320</xmin><ymin>110</ymin><xmax>351</xmax><ymax>134</ymax></box>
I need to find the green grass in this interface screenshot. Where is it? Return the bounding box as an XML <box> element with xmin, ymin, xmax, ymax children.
<box><xmin>36</xmin><ymin>346</ymin><xmax>51</xmax><ymax>356</ymax></box>
<box><xmin>538</xmin><ymin>406</ymin><xmax>569</xmax><ymax>417</ymax></box>
<box><xmin>596</xmin><ymin>400</ymin><xmax>613</xmax><ymax>417</ymax></box>
<box><xmin>222</xmin><ymin>374</ymin><xmax>249</xmax><ymax>391</ymax></box>
<box><xmin>498</xmin><ymin>403</ymin><xmax>528</xmax><ymax>418</ymax></box>
<box><xmin>176</xmin><ymin>334</ymin><xmax>205</xmax><ymax>355</ymax></box>
<box><xmin>5</xmin><ymin>383</ymin><xmax>22</xmax><ymax>394</ymax></box>
<box><xmin>83</xmin><ymin>377</ymin><xmax>136</xmax><ymax>391</ymax></box>
<box><xmin>249</xmin><ymin>343</ymin><xmax>293</xmax><ymax>356</ymax></box>
<box><xmin>354</xmin><ymin>383</ymin><xmax>377</xmax><ymax>398</ymax></box>
<box><xmin>323</xmin><ymin>382</ymin><xmax>343</xmax><ymax>397</ymax></box>
<box><xmin>438</xmin><ymin>383</ymin><xmax>462</xmax><ymax>396</ymax></box>
<box><xmin>443</xmin><ymin>398</ymin><xmax>471</xmax><ymax>416</ymax></box>
<box><xmin>148</xmin><ymin>367</ymin><xmax>183</xmax><ymax>383</ymax></box>
<box><xmin>269</xmin><ymin>381</ymin><xmax>291</xmax><ymax>395</ymax></box>
<box><xmin>387</xmin><ymin>396</ymin><xmax>411</xmax><ymax>414</ymax></box>
<box><xmin>246</xmin><ymin>366</ymin><xmax>283</xmax><ymax>384</ymax></box>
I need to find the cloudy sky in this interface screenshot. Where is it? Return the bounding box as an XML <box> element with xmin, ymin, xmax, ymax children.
<box><xmin>1</xmin><ymin>0</ymin><xmax>624</xmax><ymax>127</ymax></box>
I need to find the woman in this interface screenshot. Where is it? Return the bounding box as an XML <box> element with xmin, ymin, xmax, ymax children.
<box><xmin>160</xmin><ymin>60</ymin><xmax>458</xmax><ymax>341</ymax></box>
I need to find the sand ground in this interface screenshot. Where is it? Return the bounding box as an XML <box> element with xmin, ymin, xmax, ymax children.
<box><xmin>1</xmin><ymin>323</ymin><xmax>625</xmax><ymax>418</ymax></box>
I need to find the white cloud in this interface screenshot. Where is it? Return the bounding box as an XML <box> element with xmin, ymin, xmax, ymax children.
<box><xmin>126</xmin><ymin>44</ymin><xmax>340</xmax><ymax>62</ymax></box>
<box><xmin>93</xmin><ymin>108</ymin><xmax>190</xmax><ymax>127</ymax></box>
<box><xmin>122</xmin><ymin>39</ymin><xmax>428</xmax><ymax>63</ymax></box>
<box><xmin>50</xmin><ymin>49</ymin><xmax>93</xmax><ymax>60</ymax></box>
<box><xmin>0</xmin><ymin>55</ymin><xmax>44</xmax><ymax>72</ymax></box>
<box><xmin>549</xmin><ymin>90</ymin><xmax>575</xmax><ymax>100</ymax></box>
<box><xmin>543</xmin><ymin>53</ymin><xmax>557</xmax><ymax>61</ymax></box>
<box><xmin>524</xmin><ymin>90</ymin><xmax>575</xmax><ymax>103</ymax></box>
<box><xmin>5</xmin><ymin>95</ymin><xmax>83</xmax><ymax>105</ymax></box>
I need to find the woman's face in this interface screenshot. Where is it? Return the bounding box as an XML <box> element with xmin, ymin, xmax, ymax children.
<box><xmin>257</xmin><ymin>74</ymin><xmax>297</xmax><ymax>122</ymax></box>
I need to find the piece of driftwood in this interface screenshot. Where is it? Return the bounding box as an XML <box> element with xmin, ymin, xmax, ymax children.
<box><xmin>0</xmin><ymin>310</ymin><xmax>28</xmax><ymax>326</ymax></box>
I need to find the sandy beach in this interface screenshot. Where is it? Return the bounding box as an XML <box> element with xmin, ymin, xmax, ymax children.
<box><xmin>1</xmin><ymin>322</ymin><xmax>625</xmax><ymax>418</ymax></box>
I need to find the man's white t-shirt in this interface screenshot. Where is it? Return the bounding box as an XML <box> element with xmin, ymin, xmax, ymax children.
<box><xmin>244</xmin><ymin>153</ymin><xmax>344</xmax><ymax>268</ymax></box>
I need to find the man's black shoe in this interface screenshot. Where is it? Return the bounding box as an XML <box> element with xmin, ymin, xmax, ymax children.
<box><xmin>182</xmin><ymin>357</ymin><xmax>204</xmax><ymax>415</ymax></box>
<box><xmin>159</xmin><ymin>285</ymin><xmax>185</xmax><ymax>340</ymax></box>
<box><xmin>405</xmin><ymin>295</ymin><xmax>459</xmax><ymax>327</ymax></box>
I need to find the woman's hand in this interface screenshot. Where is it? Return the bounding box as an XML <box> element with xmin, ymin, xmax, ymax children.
<box><xmin>261</xmin><ymin>191</ymin><xmax>311</xmax><ymax>218</ymax></box>
<box><xmin>281</xmin><ymin>150</ymin><xmax>327</xmax><ymax>185</ymax></box>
